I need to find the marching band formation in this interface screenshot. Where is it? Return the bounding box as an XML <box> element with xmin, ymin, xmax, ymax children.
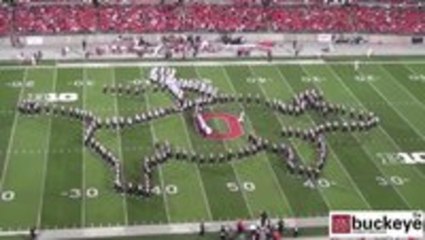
<box><xmin>17</xmin><ymin>67</ymin><xmax>379</xmax><ymax>197</ymax></box>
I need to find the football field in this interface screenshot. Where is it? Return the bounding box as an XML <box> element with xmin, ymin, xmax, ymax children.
<box><xmin>0</xmin><ymin>59</ymin><xmax>424</xmax><ymax>231</ymax></box>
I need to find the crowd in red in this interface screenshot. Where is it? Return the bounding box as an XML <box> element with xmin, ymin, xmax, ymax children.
<box><xmin>0</xmin><ymin>2</ymin><xmax>424</xmax><ymax>35</ymax></box>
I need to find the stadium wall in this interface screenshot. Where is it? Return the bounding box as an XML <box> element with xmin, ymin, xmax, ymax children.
<box><xmin>1</xmin><ymin>32</ymin><xmax>424</xmax><ymax>62</ymax></box>
<box><xmin>0</xmin><ymin>33</ymin><xmax>418</xmax><ymax>47</ymax></box>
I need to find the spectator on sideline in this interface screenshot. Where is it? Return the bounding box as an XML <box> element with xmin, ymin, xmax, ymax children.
<box><xmin>277</xmin><ymin>218</ymin><xmax>284</xmax><ymax>234</ymax></box>
<box><xmin>29</xmin><ymin>226</ymin><xmax>37</xmax><ymax>240</ymax></box>
<box><xmin>293</xmin><ymin>225</ymin><xmax>299</xmax><ymax>238</ymax></box>
<box><xmin>260</xmin><ymin>210</ymin><xmax>268</xmax><ymax>226</ymax></box>
<box><xmin>219</xmin><ymin>225</ymin><xmax>227</xmax><ymax>240</ymax></box>
<box><xmin>199</xmin><ymin>221</ymin><xmax>205</xmax><ymax>236</ymax></box>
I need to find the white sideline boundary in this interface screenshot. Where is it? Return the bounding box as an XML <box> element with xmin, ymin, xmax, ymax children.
<box><xmin>57</xmin><ymin>59</ymin><xmax>326</xmax><ymax>68</ymax></box>
<box><xmin>0</xmin><ymin>58</ymin><xmax>425</xmax><ymax>69</ymax></box>
<box><xmin>57</xmin><ymin>59</ymin><xmax>425</xmax><ymax>68</ymax></box>
<box><xmin>0</xmin><ymin>217</ymin><xmax>327</xmax><ymax>239</ymax></box>
<box><xmin>0</xmin><ymin>230</ymin><xmax>28</xmax><ymax>237</ymax></box>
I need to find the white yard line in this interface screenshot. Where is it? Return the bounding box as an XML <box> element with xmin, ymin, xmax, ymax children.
<box><xmin>143</xmin><ymin>91</ymin><xmax>172</xmax><ymax>223</ymax></box>
<box><xmin>377</xmin><ymin>64</ymin><xmax>425</xmax><ymax>112</ymax></box>
<box><xmin>366</xmin><ymin>82</ymin><xmax>425</xmax><ymax>182</ymax></box>
<box><xmin>403</xmin><ymin>62</ymin><xmax>425</xmax><ymax>83</ymax></box>
<box><xmin>0</xmin><ymin>68</ymin><xmax>28</xmax><ymax>192</ymax></box>
<box><xmin>157</xmin><ymin>166</ymin><xmax>171</xmax><ymax>223</ymax></box>
<box><xmin>258</xmin><ymin>65</ymin><xmax>334</xmax><ymax>211</ymax></box>
<box><xmin>190</xmin><ymin>67</ymin><xmax>242</xmax><ymax>221</ymax></box>
<box><xmin>217</xmin><ymin>66</ymin><xmax>274</xmax><ymax>218</ymax></box>
<box><xmin>374</xmin><ymin>123</ymin><xmax>425</xmax><ymax>180</ymax></box>
<box><xmin>141</xmin><ymin>65</ymin><xmax>213</xmax><ymax>220</ymax></box>
<box><xmin>326</xmin><ymin>65</ymin><xmax>413</xmax><ymax>208</ymax></box>
<box><xmin>295</xmin><ymin>65</ymin><xmax>373</xmax><ymax>208</ymax></box>
<box><xmin>319</xmin><ymin>67</ymin><xmax>425</xmax><ymax>181</ymax></box>
<box><xmin>36</xmin><ymin>67</ymin><xmax>58</xmax><ymax>228</ymax></box>
<box><xmin>111</xmin><ymin>68</ymin><xmax>129</xmax><ymax>226</ymax></box>
<box><xmin>173</xmin><ymin>113</ymin><xmax>214</xmax><ymax>221</ymax></box>
<box><xmin>218</xmin><ymin>66</ymin><xmax>294</xmax><ymax>217</ymax></box>
<box><xmin>375</xmin><ymin>64</ymin><xmax>425</xmax><ymax>179</ymax></box>
<box><xmin>80</xmin><ymin>68</ymin><xmax>87</xmax><ymax>227</ymax></box>
<box><xmin>367</xmin><ymin>78</ymin><xmax>425</xmax><ymax>139</ymax></box>
<box><xmin>198</xmin><ymin>67</ymin><xmax>256</xmax><ymax>218</ymax></box>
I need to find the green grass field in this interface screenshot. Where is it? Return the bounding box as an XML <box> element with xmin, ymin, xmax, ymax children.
<box><xmin>0</xmin><ymin>59</ymin><xmax>424</xmax><ymax>232</ymax></box>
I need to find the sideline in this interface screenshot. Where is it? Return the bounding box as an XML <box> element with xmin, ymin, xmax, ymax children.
<box><xmin>0</xmin><ymin>217</ymin><xmax>327</xmax><ymax>239</ymax></box>
<box><xmin>0</xmin><ymin>58</ymin><xmax>425</xmax><ymax>69</ymax></box>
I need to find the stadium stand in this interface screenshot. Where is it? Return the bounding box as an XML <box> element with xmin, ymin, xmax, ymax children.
<box><xmin>0</xmin><ymin>1</ymin><xmax>424</xmax><ymax>35</ymax></box>
<box><xmin>0</xmin><ymin>7</ymin><xmax>9</xmax><ymax>35</ymax></box>
<box><xmin>14</xmin><ymin>5</ymin><xmax>97</xmax><ymax>33</ymax></box>
<box><xmin>97</xmin><ymin>4</ymin><xmax>182</xmax><ymax>32</ymax></box>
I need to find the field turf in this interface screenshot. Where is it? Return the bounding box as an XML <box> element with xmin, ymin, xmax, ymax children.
<box><xmin>0</xmin><ymin>59</ymin><xmax>424</xmax><ymax>231</ymax></box>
